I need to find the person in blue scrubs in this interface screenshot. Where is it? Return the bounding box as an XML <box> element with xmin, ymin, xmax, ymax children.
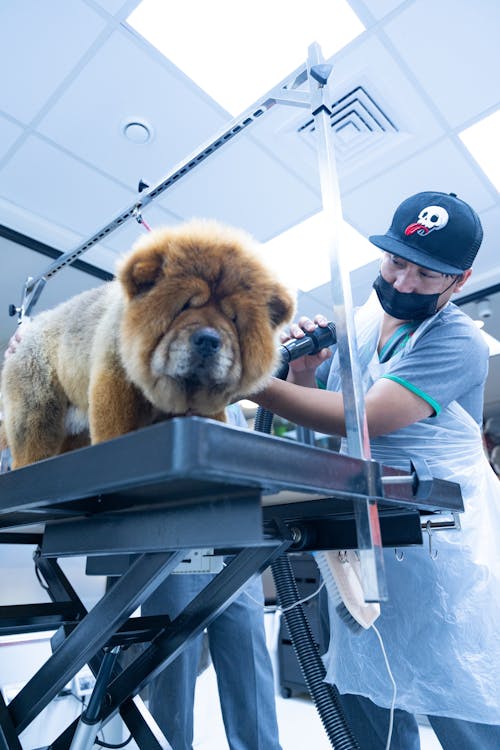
<box><xmin>142</xmin><ymin>404</ymin><xmax>283</xmax><ymax>750</ymax></box>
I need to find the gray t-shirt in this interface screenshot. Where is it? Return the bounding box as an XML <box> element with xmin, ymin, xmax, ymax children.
<box><xmin>316</xmin><ymin>301</ymin><xmax>489</xmax><ymax>425</ymax></box>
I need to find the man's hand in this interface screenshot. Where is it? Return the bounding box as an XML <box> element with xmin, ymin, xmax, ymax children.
<box><xmin>284</xmin><ymin>315</ymin><xmax>332</xmax><ymax>386</ymax></box>
<box><xmin>3</xmin><ymin>330</ymin><xmax>22</xmax><ymax>360</ymax></box>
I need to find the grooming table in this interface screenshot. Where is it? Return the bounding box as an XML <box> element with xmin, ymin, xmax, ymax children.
<box><xmin>0</xmin><ymin>418</ymin><xmax>463</xmax><ymax>749</ymax></box>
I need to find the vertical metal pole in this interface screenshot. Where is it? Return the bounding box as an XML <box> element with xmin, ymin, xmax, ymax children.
<box><xmin>307</xmin><ymin>42</ymin><xmax>386</xmax><ymax>601</ymax></box>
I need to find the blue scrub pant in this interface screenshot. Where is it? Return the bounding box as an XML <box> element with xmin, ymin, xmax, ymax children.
<box><xmin>142</xmin><ymin>571</ymin><xmax>282</xmax><ymax>750</ymax></box>
<box><xmin>337</xmin><ymin>692</ymin><xmax>500</xmax><ymax>750</ymax></box>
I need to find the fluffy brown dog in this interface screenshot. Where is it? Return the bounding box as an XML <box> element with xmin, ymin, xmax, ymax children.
<box><xmin>1</xmin><ymin>220</ymin><xmax>295</xmax><ymax>468</ymax></box>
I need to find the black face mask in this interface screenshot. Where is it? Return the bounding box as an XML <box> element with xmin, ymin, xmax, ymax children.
<box><xmin>373</xmin><ymin>273</ymin><xmax>443</xmax><ymax>320</ymax></box>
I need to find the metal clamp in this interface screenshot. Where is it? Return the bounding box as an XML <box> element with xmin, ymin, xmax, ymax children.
<box><xmin>425</xmin><ymin>520</ymin><xmax>439</xmax><ymax>560</ymax></box>
<box><xmin>421</xmin><ymin>511</ymin><xmax>461</xmax><ymax>533</ymax></box>
<box><xmin>380</xmin><ymin>457</ymin><xmax>434</xmax><ymax>501</ymax></box>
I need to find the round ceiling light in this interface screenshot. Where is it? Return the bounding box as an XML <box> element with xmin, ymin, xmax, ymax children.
<box><xmin>123</xmin><ymin>120</ymin><xmax>152</xmax><ymax>144</ymax></box>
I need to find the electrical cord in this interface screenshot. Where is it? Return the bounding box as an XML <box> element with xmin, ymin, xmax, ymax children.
<box><xmin>222</xmin><ymin>559</ymin><xmax>325</xmax><ymax>615</ymax></box>
<box><xmin>371</xmin><ymin>623</ymin><xmax>397</xmax><ymax>750</ymax></box>
<box><xmin>280</xmin><ymin>580</ymin><xmax>326</xmax><ymax>613</ymax></box>
<box><xmin>243</xmin><ymin>579</ymin><xmax>326</xmax><ymax>613</ymax></box>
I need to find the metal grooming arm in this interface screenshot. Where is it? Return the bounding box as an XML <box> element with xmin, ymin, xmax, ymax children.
<box><xmin>306</xmin><ymin>43</ymin><xmax>386</xmax><ymax>600</ymax></box>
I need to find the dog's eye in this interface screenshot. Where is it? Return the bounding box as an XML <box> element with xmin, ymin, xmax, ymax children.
<box><xmin>180</xmin><ymin>299</ymin><xmax>191</xmax><ymax>313</ymax></box>
<box><xmin>220</xmin><ymin>300</ymin><xmax>237</xmax><ymax>323</ymax></box>
<box><xmin>135</xmin><ymin>280</ymin><xmax>156</xmax><ymax>295</ymax></box>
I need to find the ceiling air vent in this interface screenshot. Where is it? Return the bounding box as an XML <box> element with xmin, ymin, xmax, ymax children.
<box><xmin>297</xmin><ymin>86</ymin><xmax>398</xmax><ymax>162</ymax></box>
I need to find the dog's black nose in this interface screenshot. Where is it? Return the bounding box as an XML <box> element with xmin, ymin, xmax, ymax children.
<box><xmin>191</xmin><ymin>327</ymin><xmax>221</xmax><ymax>357</ymax></box>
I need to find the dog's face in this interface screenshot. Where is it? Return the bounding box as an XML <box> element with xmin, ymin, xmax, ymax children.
<box><xmin>118</xmin><ymin>220</ymin><xmax>295</xmax><ymax>417</ymax></box>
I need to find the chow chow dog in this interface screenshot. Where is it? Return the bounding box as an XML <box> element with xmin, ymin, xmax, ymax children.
<box><xmin>1</xmin><ymin>219</ymin><xmax>295</xmax><ymax>468</ymax></box>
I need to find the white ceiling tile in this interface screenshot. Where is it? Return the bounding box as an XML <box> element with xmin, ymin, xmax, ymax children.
<box><xmin>297</xmin><ymin>285</ymin><xmax>334</xmax><ymax>319</ymax></box>
<box><xmin>461</xmin><ymin>204</ymin><xmax>500</xmax><ymax>295</ymax></box>
<box><xmin>0</xmin><ymin>135</ymin><xmax>134</xmax><ymax>236</ymax></box>
<box><xmin>0</xmin><ymin>196</ymin><xmax>82</xmax><ymax>250</ymax></box>
<box><xmin>351</xmin><ymin>0</ymin><xmax>407</xmax><ymax>22</ymax></box>
<box><xmin>382</xmin><ymin>0</ymin><xmax>500</xmax><ymax>127</ymax></box>
<box><xmin>296</xmin><ymin>255</ymin><xmax>380</xmax><ymax>319</ymax></box>
<box><xmin>342</xmin><ymin>137</ymin><xmax>497</xmax><ymax>239</ymax></box>
<box><xmin>92</xmin><ymin>0</ymin><xmax>136</xmax><ymax>14</ymax></box>
<box><xmin>36</xmin><ymin>29</ymin><xmax>228</xmax><ymax>191</ymax></box>
<box><xmin>96</xmin><ymin>204</ymin><xmax>180</xmax><ymax>255</ymax></box>
<box><xmin>251</xmin><ymin>34</ymin><xmax>446</xmax><ymax>201</ymax></box>
<box><xmin>0</xmin><ymin>0</ymin><xmax>106</xmax><ymax>124</ymax></box>
<box><xmin>155</xmin><ymin>135</ymin><xmax>322</xmax><ymax>242</ymax></box>
<box><xmin>349</xmin><ymin>259</ymin><xmax>380</xmax><ymax>304</ymax></box>
<box><xmin>0</xmin><ymin>116</ymin><xmax>23</xmax><ymax>160</ymax></box>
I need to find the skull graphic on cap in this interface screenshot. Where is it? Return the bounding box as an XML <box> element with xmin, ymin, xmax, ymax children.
<box><xmin>405</xmin><ymin>205</ymin><xmax>449</xmax><ymax>237</ymax></box>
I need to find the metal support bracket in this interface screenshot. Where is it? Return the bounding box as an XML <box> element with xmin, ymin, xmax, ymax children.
<box><xmin>306</xmin><ymin>42</ymin><xmax>387</xmax><ymax>601</ymax></box>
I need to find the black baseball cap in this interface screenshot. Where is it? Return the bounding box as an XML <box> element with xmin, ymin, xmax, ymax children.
<box><xmin>369</xmin><ymin>191</ymin><xmax>483</xmax><ymax>274</ymax></box>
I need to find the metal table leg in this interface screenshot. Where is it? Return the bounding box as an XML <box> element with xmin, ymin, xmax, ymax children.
<box><xmin>0</xmin><ymin>694</ymin><xmax>22</xmax><ymax>750</ymax></box>
<box><xmin>9</xmin><ymin>551</ymin><xmax>184</xmax><ymax>734</ymax></box>
<box><xmin>91</xmin><ymin>544</ymin><xmax>289</xmax><ymax>726</ymax></box>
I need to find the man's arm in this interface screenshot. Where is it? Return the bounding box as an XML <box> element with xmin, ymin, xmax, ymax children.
<box><xmin>253</xmin><ymin>376</ymin><xmax>433</xmax><ymax>438</ymax></box>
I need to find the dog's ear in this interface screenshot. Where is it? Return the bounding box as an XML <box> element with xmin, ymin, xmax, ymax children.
<box><xmin>267</xmin><ymin>284</ymin><xmax>296</xmax><ymax>329</ymax></box>
<box><xmin>119</xmin><ymin>248</ymin><xmax>166</xmax><ymax>298</ymax></box>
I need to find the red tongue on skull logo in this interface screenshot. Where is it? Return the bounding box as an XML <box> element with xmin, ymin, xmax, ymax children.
<box><xmin>404</xmin><ymin>223</ymin><xmax>429</xmax><ymax>236</ymax></box>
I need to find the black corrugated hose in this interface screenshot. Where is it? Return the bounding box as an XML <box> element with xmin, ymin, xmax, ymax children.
<box><xmin>270</xmin><ymin>553</ymin><xmax>359</xmax><ymax>750</ymax></box>
<box><xmin>255</xmin><ymin>393</ymin><xmax>360</xmax><ymax>749</ymax></box>
<box><xmin>253</xmin><ymin>359</ymin><xmax>290</xmax><ymax>433</ymax></box>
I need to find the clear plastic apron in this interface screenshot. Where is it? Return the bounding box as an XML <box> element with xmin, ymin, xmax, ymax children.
<box><xmin>323</xmin><ymin>294</ymin><xmax>500</xmax><ymax>722</ymax></box>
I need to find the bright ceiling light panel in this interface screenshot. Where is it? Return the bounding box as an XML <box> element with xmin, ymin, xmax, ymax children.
<box><xmin>127</xmin><ymin>0</ymin><xmax>365</xmax><ymax>115</ymax></box>
<box><xmin>261</xmin><ymin>210</ymin><xmax>380</xmax><ymax>292</ymax></box>
<box><xmin>459</xmin><ymin>109</ymin><xmax>500</xmax><ymax>191</ymax></box>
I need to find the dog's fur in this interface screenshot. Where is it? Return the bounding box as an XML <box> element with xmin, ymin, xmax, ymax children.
<box><xmin>1</xmin><ymin>220</ymin><xmax>295</xmax><ymax>468</ymax></box>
